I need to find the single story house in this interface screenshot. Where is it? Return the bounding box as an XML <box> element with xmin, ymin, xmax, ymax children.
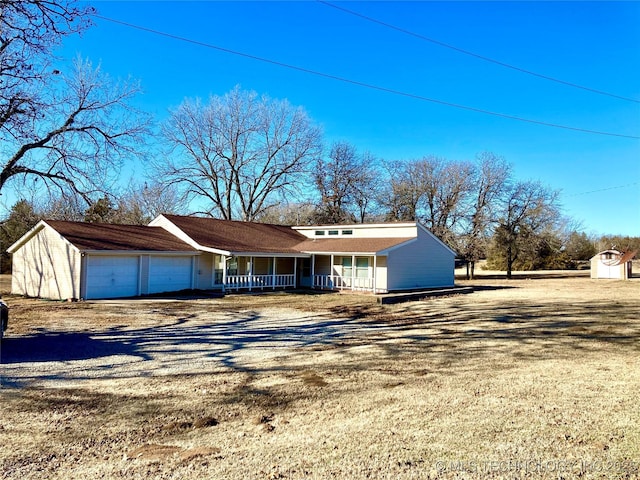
<box><xmin>8</xmin><ymin>214</ymin><xmax>456</xmax><ymax>300</ymax></box>
<box><xmin>590</xmin><ymin>249</ymin><xmax>635</xmax><ymax>280</ymax></box>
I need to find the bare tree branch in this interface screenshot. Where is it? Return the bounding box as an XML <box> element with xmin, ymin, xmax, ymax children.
<box><xmin>158</xmin><ymin>86</ymin><xmax>322</xmax><ymax>221</ymax></box>
<box><xmin>1</xmin><ymin>2</ymin><xmax>150</xmax><ymax>201</ymax></box>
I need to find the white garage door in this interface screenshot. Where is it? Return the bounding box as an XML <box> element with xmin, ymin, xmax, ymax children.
<box><xmin>149</xmin><ymin>256</ymin><xmax>193</xmax><ymax>294</ymax></box>
<box><xmin>86</xmin><ymin>256</ymin><xmax>139</xmax><ymax>299</ymax></box>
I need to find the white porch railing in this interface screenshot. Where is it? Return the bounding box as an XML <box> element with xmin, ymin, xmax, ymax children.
<box><xmin>225</xmin><ymin>274</ymin><xmax>295</xmax><ymax>291</ymax></box>
<box><xmin>313</xmin><ymin>275</ymin><xmax>375</xmax><ymax>292</ymax></box>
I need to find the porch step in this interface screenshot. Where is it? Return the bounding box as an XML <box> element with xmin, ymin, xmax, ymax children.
<box><xmin>376</xmin><ymin>286</ymin><xmax>474</xmax><ymax>305</ymax></box>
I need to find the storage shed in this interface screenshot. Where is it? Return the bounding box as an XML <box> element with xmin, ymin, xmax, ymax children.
<box><xmin>590</xmin><ymin>249</ymin><xmax>635</xmax><ymax>280</ymax></box>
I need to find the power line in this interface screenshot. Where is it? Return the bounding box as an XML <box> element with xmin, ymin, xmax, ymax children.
<box><xmin>318</xmin><ymin>1</ymin><xmax>640</xmax><ymax>105</ymax></box>
<box><xmin>94</xmin><ymin>14</ymin><xmax>640</xmax><ymax>140</ymax></box>
<box><xmin>566</xmin><ymin>182</ymin><xmax>640</xmax><ymax>197</ymax></box>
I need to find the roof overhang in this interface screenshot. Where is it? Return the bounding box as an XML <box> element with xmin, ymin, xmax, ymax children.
<box><xmin>7</xmin><ymin>220</ymin><xmax>76</xmax><ymax>254</ymax></box>
<box><xmin>302</xmin><ymin>250</ymin><xmax>388</xmax><ymax>256</ymax></box>
<box><xmin>81</xmin><ymin>250</ymin><xmax>200</xmax><ymax>256</ymax></box>
<box><xmin>226</xmin><ymin>251</ymin><xmax>311</xmax><ymax>258</ymax></box>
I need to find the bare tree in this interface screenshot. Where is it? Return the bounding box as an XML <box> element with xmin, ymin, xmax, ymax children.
<box><xmin>1</xmin><ymin>1</ymin><xmax>149</xmax><ymax>200</ymax></box>
<box><xmin>254</xmin><ymin>202</ymin><xmax>316</xmax><ymax>225</ymax></box>
<box><xmin>381</xmin><ymin>160</ymin><xmax>423</xmax><ymax>222</ymax></box>
<box><xmin>312</xmin><ymin>142</ymin><xmax>379</xmax><ymax>224</ymax></box>
<box><xmin>36</xmin><ymin>192</ymin><xmax>86</xmax><ymax>221</ymax></box>
<box><xmin>352</xmin><ymin>151</ymin><xmax>381</xmax><ymax>223</ymax></box>
<box><xmin>418</xmin><ymin>156</ymin><xmax>474</xmax><ymax>246</ymax></box>
<box><xmin>381</xmin><ymin>156</ymin><xmax>473</xmax><ymax>246</ymax></box>
<box><xmin>459</xmin><ymin>152</ymin><xmax>511</xmax><ymax>278</ymax></box>
<box><xmin>160</xmin><ymin>86</ymin><xmax>322</xmax><ymax>221</ymax></box>
<box><xmin>113</xmin><ymin>181</ymin><xmax>185</xmax><ymax>225</ymax></box>
<box><xmin>492</xmin><ymin>180</ymin><xmax>561</xmax><ymax>278</ymax></box>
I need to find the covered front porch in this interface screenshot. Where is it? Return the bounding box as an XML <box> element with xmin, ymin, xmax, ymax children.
<box><xmin>196</xmin><ymin>253</ymin><xmax>387</xmax><ymax>294</ymax></box>
<box><xmin>310</xmin><ymin>254</ymin><xmax>387</xmax><ymax>294</ymax></box>
<box><xmin>222</xmin><ymin>255</ymin><xmax>301</xmax><ymax>291</ymax></box>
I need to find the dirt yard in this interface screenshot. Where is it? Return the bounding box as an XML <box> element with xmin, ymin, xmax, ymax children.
<box><xmin>1</xmin><ymin>276</ymin><xmax>639</xmax><ymax>479</ymax></box>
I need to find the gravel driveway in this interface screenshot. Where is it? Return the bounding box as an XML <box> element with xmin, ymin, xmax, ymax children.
<box><xmin>0</xmin><ymin>303</ymin><xmax>393</xmax><ymax>388</ymax></box>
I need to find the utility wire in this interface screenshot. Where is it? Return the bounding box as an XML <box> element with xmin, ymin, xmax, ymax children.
<box><xmin>566</xmin><ymin>182</ymin><xmax>639</xmax><ymax>197</ymax></box>
<box><xmin>94</xmin><ymin>14</ymin><xmax>640</xmax><ymax>140</ymax></box>
<box><xmin>318</xmin><ymin>0</ymin><xmax>640</xmax><ymax>105</ymax></box>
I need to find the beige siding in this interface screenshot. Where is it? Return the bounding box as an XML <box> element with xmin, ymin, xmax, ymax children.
<box><xmin>374</xmin><ymin>255</ymin><xmax>388</xmax><ymax>291</ymax></box>
<box><xmin>11</xmin><ymin>226</ymin><xmax>81</xmax><ymax>300</ymax></box>
<box><xmin>386</xmin><ymin>227</ymin><xmax>454</xmax><ymax>290</ymax></box>
<box><xmin>196</xmin><ymin>253</ymin><xmax>215</xmax><ymax>289</ymax></box>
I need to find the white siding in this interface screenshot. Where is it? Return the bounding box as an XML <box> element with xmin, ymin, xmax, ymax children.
<box><xmin>295</xmin><ymin>223</ymin><xmax>417</xmax><ymax>239</ymax></box>
<box><xmin>11</xmin><ymin>226</ymin><xmax>81</xmax><ymax>300</ymax></box>
<box><xmin>386</xmin><ymin>227</ymin><xmax>454</xmax><ymax>290</ymax></box>
<box><xmin>591</xmin><ymin>259</ymin><xmax>626</xmax><ymax>279</ymax></box>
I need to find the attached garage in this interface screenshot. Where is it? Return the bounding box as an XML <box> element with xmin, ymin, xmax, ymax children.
<box><xmin>8</xmin><ymin>220</ymin><xmax>198</xmax><ymax>300</ymax></box>
<box><xmin>85</xmin><ymin>255</ymin><xmax>140</xmax><ymax>299</ymax></box>
<box><xmin>148</xmin><ymin>256</ymin><xmax>193</xmax><ymax>294</ymax></box>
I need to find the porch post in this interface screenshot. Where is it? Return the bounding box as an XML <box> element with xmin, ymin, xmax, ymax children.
<box><xmin>222</xmin><ymin>256</ymin><xmax>228</xmax><ymax>292</ymax></box>
<box><xmin>293</xmin><ymin>257</ymin><xmax>298</xmax><ymax>288</ymax></box>
<box><xmin>272</xmin><ymin>256</ymin><xmax>276</xmax><ymax>290</ymax></box>
<box><xmin>311</xmin><ymin>254</ymin><xmax>315</xmax><ymax>289</ymax></box>
<box><xmin>351</xmin><ymin>254</ymin><xmax>355</xmax><ymax>291</ymax></box>
<box><xmin>249</xmin><ymin>256</ymin><xmax>253</xmax><ymax>291</ymax></box>
<box><xmin>373</xmin><ymin>255</ymin><xmax>377</xmax><ymax>294</ymax></box>
<box><xmin>330</xmin><ymin>254</ymin><xmax>334</xmax><ymax>290</ymax></box>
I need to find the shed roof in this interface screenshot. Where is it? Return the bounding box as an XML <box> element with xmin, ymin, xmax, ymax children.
<box><xmin>44</xmin><ymin>221</ymin><xmax>198</xmax><ymax>252</ymax></box>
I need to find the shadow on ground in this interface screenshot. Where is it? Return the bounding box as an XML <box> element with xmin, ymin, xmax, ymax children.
<box><xmin>1</xmin><ymin>290</ymin><xmax>638</xmax><ymax>387</ymax></box>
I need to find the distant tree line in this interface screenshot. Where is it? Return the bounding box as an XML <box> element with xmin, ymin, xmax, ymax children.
<box><xmin>1</xmin><ymin>1</ymin><xmax>637</xmax><ymax>276</ymax></box>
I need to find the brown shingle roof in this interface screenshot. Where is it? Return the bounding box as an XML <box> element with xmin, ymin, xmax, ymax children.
<box><xmin>294</xmin><ymin>237</ymin><xmax>413</xmax><ymax>254</ymax></box>
<box><xmin>46</xmin><ymin>221</ymin><xmax>197</xmax><ymax>252</ymax></box>
<box><xmin>162</xmin><ymin>215</ymin><xmax>416</xmax><ymax>255</ymax></box>
<box><xmin>161</xmin><ymin>215</ymin><xmax>308</xmax><ymax>254</ymax></box>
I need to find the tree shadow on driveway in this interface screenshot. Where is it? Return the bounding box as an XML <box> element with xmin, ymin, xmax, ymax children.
<box><xmin>1</xmin><ymin>290</ymin><xmax>639</xmax><ymax>388</ymax></box>
<box><xmin>0</xmin><ymin>311</ymin><xmax>377</xmax><ymax>387</ymax></box>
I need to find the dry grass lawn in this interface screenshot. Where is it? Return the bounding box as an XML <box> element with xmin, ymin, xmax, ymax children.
<box><xmin>0</xmin><ymin>275</ymin><xmax>639</xmax><ymax>479</ymax></box>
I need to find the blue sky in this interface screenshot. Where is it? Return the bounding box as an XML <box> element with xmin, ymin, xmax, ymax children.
<box><xmin>54</xmin><ymin>1</ymin><xmax>639</xmax><ymax>235</ymax></box>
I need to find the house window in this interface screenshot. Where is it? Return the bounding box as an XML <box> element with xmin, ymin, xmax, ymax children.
<box><xmin>315</xmin><ymin>230</ymin><xmax>325</xmax><ymax>236</ymax></box>
<box><xmin>228</xmin><ymin>258</ymin><xmax>238</xmax><ymax>276</ymax></box>
<box><xmin>342</xmin><ymin>257</ymin><xmax>352</xmax><ymax>277</ymax></box>
<box><xmin>328</xmin><ymin>230</ymin><xmax>339</xmax><ymax>235</ymax></box>
<box><xmin>341</xmin><ymin>230</ymin><xmax>353</xmax><ymax>235</ymax></box>
<box><xmin>356</xmin><ymin>257</ymin><xmax>369</xmax><ymax>278</ymax></box>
